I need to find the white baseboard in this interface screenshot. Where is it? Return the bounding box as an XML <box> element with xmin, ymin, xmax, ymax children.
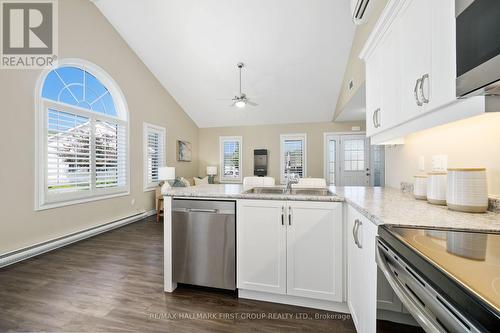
<box><xmin>238</xmin><ymin>289</ymin><xmax>350</xmax><ymax>313</ymax></box>
<box><xmin>145</xmin><ymin>209</ymin><xmax>157</xmax><ymax>217</ymax></box>
<box><xmin>0</xmin><ymin>211</ymin><xmax>148</xmax><ymax>268</ymax></box>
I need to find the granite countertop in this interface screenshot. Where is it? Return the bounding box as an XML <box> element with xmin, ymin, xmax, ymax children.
<box><xmin>163</xmin><ymin>184</ymin><xmax>500</xmax><ymax>232</ymax></box>
<box><xmin>162</xmin><ymin>184</ymin><xmax>344</xmax><ymax>202</ymax></box>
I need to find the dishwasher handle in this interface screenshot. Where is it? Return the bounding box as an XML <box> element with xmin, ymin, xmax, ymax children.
<box><xmin>187</xmin><ymin>208</ymin><xmax>219</xmax><ymax>213</ymax></box>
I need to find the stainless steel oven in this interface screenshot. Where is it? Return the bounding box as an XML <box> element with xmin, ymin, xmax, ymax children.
<box><xmin>376</xmin><ymin>225</ymin><xmax>499</xmax><ymax>333</ymax></box>
<box><xmin>456</xmin><ymin>0</ymin><xmax>500</xmax><ymax>97</ymax></box>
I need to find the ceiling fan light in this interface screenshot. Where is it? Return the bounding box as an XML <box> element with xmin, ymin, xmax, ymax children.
<box><xmin>235</xmin><ymin>100</ymin><xmax>246</xmax><ymax>108</ymax></box>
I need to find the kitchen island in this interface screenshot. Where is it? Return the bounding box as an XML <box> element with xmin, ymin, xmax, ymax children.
<box><xmin>163</xmin><ymin>184</ymin><xmax>500</xmax><ymax>332</ymax></box>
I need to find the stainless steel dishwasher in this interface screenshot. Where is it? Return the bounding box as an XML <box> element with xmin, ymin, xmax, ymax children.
<box><xmin>172</xmin><ymin>199</ymin><xmax>236</xmax><ymax>290</ymax></box>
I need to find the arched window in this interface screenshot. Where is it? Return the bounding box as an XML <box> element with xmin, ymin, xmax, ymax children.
<box><xmin>35</xmin><ymin>59</ymin><xmax>129</xmax><ymax>209</ymax></box>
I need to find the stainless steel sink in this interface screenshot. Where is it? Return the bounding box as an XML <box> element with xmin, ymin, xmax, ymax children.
<box><xmin>243</xmin><ymin>187</ymin><xmax>331</xmax><ymax>196</ymax></box>
<box><xmin>244</xmin><ymin>187</ymin><xmax>287</xmax><ymax>194</ymax></box>
<box><xmin>290</xmin><ymin>188</ymin><xmax>331</xmax><ymax>196</ymax></box>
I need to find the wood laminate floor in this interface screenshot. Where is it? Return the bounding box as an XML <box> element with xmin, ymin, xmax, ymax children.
<box><xmin>0</xmin><ymin>217</ymin><xmax>359</xmax><ymax>333</ymax></box>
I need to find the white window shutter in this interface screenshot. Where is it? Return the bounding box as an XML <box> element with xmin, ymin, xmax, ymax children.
<box><xmin>280</xmin><ymin>134</ymin><xmax>307</xmax><ymax>184</ymax></box>
<box><xmin>220</xmin><ymin>136</ymin><xmax>242</xmax><ymax>182</ymax></box>
<box><xmin>143</xmin><ymin>123</ymin><xmax>166</xmax><ymax>190</ymax></box>
<box><xmin>47</xmin><ymin>109</ymin><xmax>92</xmax><ymax>193</ymax></box>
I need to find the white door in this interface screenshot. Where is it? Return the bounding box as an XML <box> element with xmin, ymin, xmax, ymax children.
<box><xmin>340</xmin><ymin>135</ymin><xmax>370</xmax><ymax>186</ymax></box>
<box><xmin>324</xmin><ymin>134</ymin><xmax>340</xmax><ymax>185</ymax></box>
<box><xmin>286</xmin><ymin>201</ymin><xmax>343</xmax><ymax>301</ymax></box>
<box><xmin>237</xmin><ymin>200</ymin><xmax>287</xmax><ymax>294</ymax></box>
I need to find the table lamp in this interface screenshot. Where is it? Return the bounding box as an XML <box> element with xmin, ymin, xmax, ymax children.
<box><xmin>206</xmin><ymin>166</ymin><xmax>217</xmax><ymax>184</ymax></box>
<box><xmin>159</xmin><ymin>167</ymin><xmax>176</xmax><ymax>193</ymax></box>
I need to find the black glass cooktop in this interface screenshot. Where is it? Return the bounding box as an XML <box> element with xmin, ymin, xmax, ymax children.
<box><xmin>379</xmin><ymin>225</ymin><xmax>500</xmax><ymax>332</ymax></box>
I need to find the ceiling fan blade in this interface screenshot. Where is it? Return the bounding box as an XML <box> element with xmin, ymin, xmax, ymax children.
<box><xmin>246</xmin><ymin>100</ymin><xmax>258</xmax><ymax>106</ymax></box>
<box><xmin>216</xmin><ymin>98</ymin><xmax>235</xmax><ymax>101</ymax></box>
<box><xmin>229</xmin><ymin>101</ymin><xmax>237</xmax><ymax>107</ymax></box>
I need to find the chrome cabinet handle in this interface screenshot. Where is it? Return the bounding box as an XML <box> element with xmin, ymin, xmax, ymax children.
<box><xmin>281</xmin><ymin>206</ymin><xmax>285</xmax><ymax>225</ymax></box>
<box><xmin>376</xmin><ymin>109</ymin><xmax>381</xmax><ymax>128</ymax></box>
<box><xmin>414</xmin><ymin>78</ymin><xmax>423</xmax><ymax>106</ymax></box>
<box><xmin>373</xmin><ymin>108</ymin><xmax>380</xmax><ymax>128</ymax></box>
<box><xmin>288</xmin><ymin>206</ymin><xmax>292</xmax><ymax>226</ymax></box>
<box><xmin>352</xmin><ymin>220</ymin><xmax>359</xmax><ymax>246</ymax></box>
<box><xmin>420</xmin><ymin>73</ymin><xmax>429</xmax><ymax>104</ymax></box>
<box><xmin>356</xmin><ymin>220</ymin><xmax>363</xmax><ymax>249</ymax></box>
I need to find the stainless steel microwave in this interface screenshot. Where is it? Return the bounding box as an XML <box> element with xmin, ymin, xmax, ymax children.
<box><xmin>456</xmin><ymin>0</ymin><xmax>500</xmax><ymax>97</ymax></box>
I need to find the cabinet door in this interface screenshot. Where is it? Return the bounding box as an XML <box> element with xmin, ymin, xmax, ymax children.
<box><xmin>365</xmin><ymin>46</ymin><xmax>382</xmax><ymax>137</ymax></box>
<box><xmin>237</xmin><ymin>200</ymin><xmax>287</xmax><ymax>294</ymax></box>
<box><xmin>347</xmin><ymin>206</ymin><xmax>364</xmax><ymax>332</ymax></box>
<box><xmin>398</xmin><ymin>0</ymin><xmax>432</xmax><ymax>121</ymax></box>
<box><xmin>358</xmin><ymin>215</ymin><xmax>378</xmax><ymax>333</ymax></box>
<box><xmin>347</xmin><ymin>206</ymin><xmax>378</xmax><ymax>333</ymax></box>
<box><xmin>379</xmin><ymin>25</ymin><xmax>400</xmax><ymax>130</ymax></box>
<box><xmin>428</xmin><ymin>0</ymin><xmax>455</xmax><ymax>110</ymax></box>
<box><xmin>286</xmin><ymin>201</ymin><xmax>343</xmax><ymax>301</ymax></box>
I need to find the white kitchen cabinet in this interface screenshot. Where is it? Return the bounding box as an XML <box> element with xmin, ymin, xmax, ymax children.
<box><xmin>237</xmin><ymin>199</ymin><xmax>343</xmax><ymax>302</ymax></box>
<box><xmin>237</xmin><ymin>200</ymin><xmax>287</xmax><ymax>294</ymax></box>
<box><xmin>365</xmin><ymin>41</ymin><xmax>382</xmax><ymax>137</ymax></box>
<box><xmin>286</xmin><ymin>201</ymin><xmax>342</xmax><ymax>301</ymax></box>
<box><xmin>398</xmin><ymin>0</ymin><xmax>432</xmax><ymax>120</ymax></box>
<box><xmin>360</xmin><ymin>0</ymin><xmax>461</xmax><ymax>144</ymax></box>
<box><xmin>347</xmin><ymin>205</ymin><xmax>378</xmax><ymax>333</ymax></box>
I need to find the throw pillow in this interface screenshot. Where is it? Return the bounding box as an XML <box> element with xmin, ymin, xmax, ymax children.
<box><xmin>193</xmin><ymin>176</ymin><xmax>209</xmax><ymax>186</ymax></box>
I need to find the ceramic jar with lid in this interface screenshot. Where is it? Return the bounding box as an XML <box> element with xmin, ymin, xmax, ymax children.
<box><xmin>414</xmin><ymin>175</ymin><xmax>428</xmax><ymax>200</ymax></box>
<box><xmin>447</xmin><ymin>168</ymin><xmax>488</xmax><ymax>213</ymax></box>
<box><xmin>427</xmin><ymin>172</ymin><xmax>447</xmax><ymax>205</ymax></box>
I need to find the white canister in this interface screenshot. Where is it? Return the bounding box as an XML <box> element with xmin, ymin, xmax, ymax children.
<box><xmin>427</xmin><ymin>172</ymin><xmax>447</xmax><ymax>205</ymax></box>
<box><xmin>414</xmin><ymin>175</ymin><xmax>428</xmax><ymax>200</ymax></box>
<box><xmin>447</xmin><ymin>168</ymin><xmax>488</xmax><ymax>213</ymax></box>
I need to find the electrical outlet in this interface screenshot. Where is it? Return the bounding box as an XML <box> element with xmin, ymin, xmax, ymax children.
<box><xmin>418</xmin><ymin>156</ymin><xmax>425</xmax><ymax>172</ymax></box>
<box><xmin>432</xmin><ymin>155</ymin><xmax>448</xmax><ymax>172</ymax></box>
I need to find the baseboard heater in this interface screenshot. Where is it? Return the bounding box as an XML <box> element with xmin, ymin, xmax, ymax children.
<box><xmin>0</xmin><ymin>210</ymin><xmax>150</xmax><ymax>268</ymax></box>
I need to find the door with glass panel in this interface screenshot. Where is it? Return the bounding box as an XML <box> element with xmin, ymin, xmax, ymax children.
<box><xmin>324</xmin><ymin>134</ymin><xmax>340</xmax><ymax>185</ymax></box>
<box><xmin>339</xmin><ymin>135</ymin><xmax>369</xmax><ymax>186</ymax></box>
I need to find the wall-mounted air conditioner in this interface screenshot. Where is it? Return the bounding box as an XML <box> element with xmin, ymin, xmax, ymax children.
<box><xmin>351</xmin><ymin>0</ymin><xmax>374</xmax><ymax>25</ymax></box>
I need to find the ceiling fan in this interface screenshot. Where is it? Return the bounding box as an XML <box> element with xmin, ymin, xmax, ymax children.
<box><xmin>220</xmin><ymin>63</ymin><xmax>258</xmax><ymax>108</ymax></box>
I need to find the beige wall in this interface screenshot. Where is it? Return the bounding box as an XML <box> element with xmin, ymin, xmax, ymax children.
<box><xmin>0</xmin><ymin>0</ymin><xmax>198</xmax><ymax>254</ymax></box>
<box><xmin>385</xmin><ymin>113</ymin><xmax>500</xmax><ymax>197</ymax></box>
<box><xmin>334</xmin><ymin>0</ymin><xmax>388</xmax><ymax>119</ymax></box>
<box><xmin>198</xmin><ymin>122</ymin><xmax>365</xmax><ymax>183</ymax></box>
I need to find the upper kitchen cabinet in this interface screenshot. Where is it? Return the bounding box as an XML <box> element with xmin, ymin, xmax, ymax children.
<box><xmin>360</xmin><ymin>0</ymin><xmax>485</xmax><ymax>144</ymax></box>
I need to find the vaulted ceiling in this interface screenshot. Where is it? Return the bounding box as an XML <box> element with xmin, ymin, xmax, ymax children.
<box><xmin>93</xmin><ymin>0</ymin><xmax>355</xmax><ymax>128</ymax></box>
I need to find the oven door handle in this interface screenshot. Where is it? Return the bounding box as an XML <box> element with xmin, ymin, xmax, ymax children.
<box><xmin>376</xmin><ymin>244</ymin><xmax>445</xmax><ymax>333</ymax></box>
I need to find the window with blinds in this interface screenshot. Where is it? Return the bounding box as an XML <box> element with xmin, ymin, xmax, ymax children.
<box><xmin>219</xmin><ymin>136</ymin><xmax>242</xmax><ymax>182</ymax></box>
<box><xmin>37</xmin><ymin>62</ymin><xmax>129</xmax><ymax>209</ymax></box>
<box><xmin>143</xmin><ymin>123</ymin><xmax>166</xmax><ymax>190</ymax></box>
<box><xmin>280</xmin><ymin>134</ymin><xmax>306</xmax><ymax>184</ymax></box>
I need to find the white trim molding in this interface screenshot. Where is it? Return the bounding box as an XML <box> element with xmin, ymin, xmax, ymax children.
<box><xmin>34</xmin><ymin>58</ymin><xmax>130</xmax><ymax>210</ymax></box>
<box><xmin>0</xmin><ymin>211</ymin><xmax>148</xmax><ymax>268</ymax></box>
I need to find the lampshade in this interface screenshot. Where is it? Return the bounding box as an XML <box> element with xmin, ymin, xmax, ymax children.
<box><xmin>158</xmin><ymin>167</ymin><xmax>175</xmax><ymax>181</ymax></box>
<box><xmin>206</xmin><ymin>166</ymin><xmax>217</xmax><ymax>176</ymax></box>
